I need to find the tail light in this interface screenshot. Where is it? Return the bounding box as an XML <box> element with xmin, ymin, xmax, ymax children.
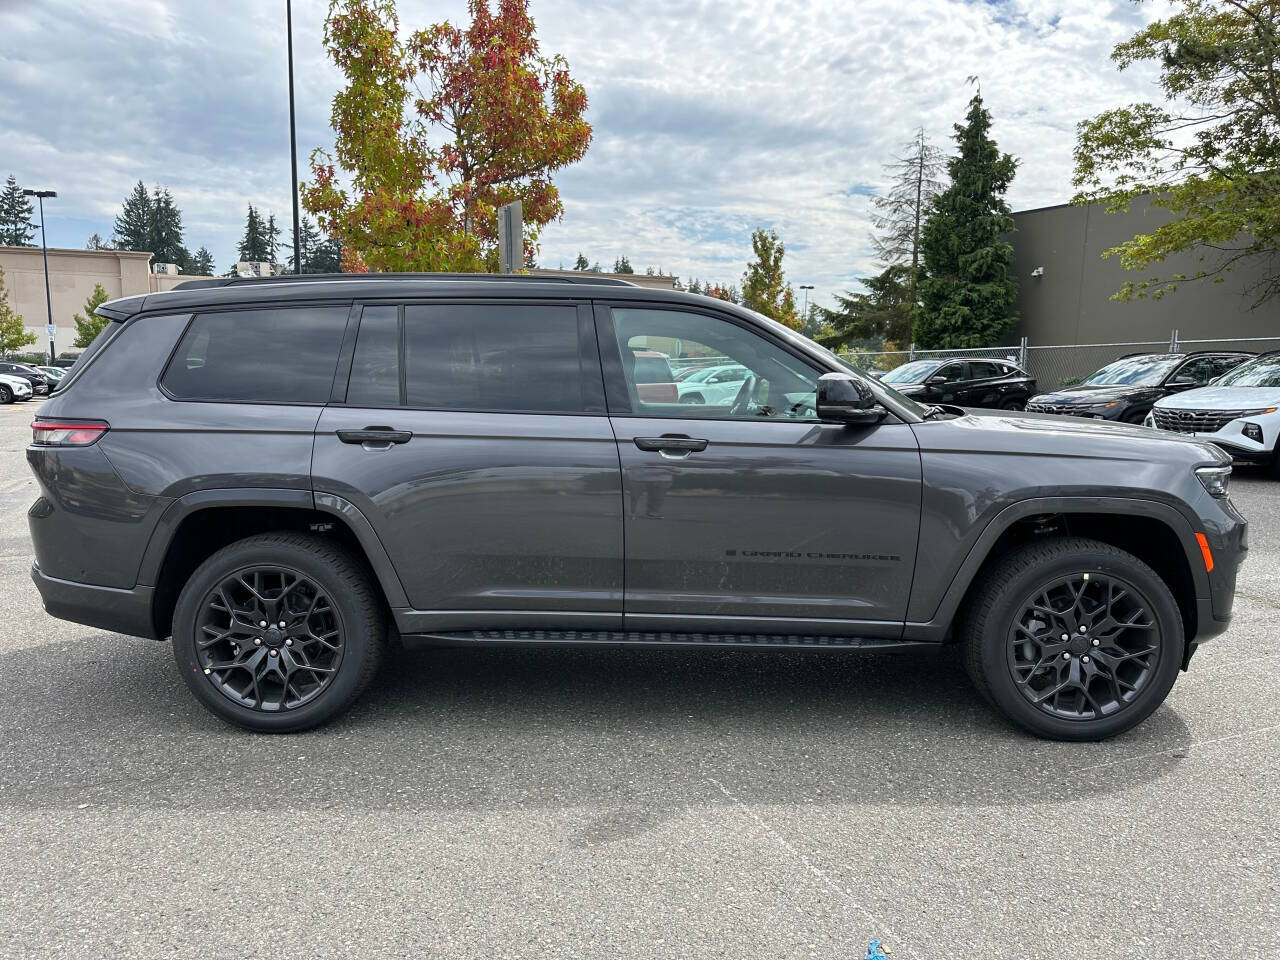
<box><xmin>30</xmin><ymin>419</ymin><xmax>109</xmax><ymax>446</ymax></box>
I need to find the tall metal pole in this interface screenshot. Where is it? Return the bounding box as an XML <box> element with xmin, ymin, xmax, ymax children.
<box><xmin>799</xmin><ymin>284</ymin><xmax>814</xmax><ymax>328</ymax></box>
<box><xmin>287</xmin><ymin>0</ymin><xmax>302</xmax><ymax>274</ymax></box>
<box><xmin>25</xmin><ymin>190</ymin><xmax>57</xmax><ymax>363</ymax></box>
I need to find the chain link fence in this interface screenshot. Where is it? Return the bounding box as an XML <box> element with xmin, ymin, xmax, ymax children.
<box><xmin>840</xmin><ymin>331</ymin><xmax>1280</xmax><ymax>391</ymax></box>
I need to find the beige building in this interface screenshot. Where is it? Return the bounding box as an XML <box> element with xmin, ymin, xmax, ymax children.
<box><xmin>0</xmin><ymin>245</ymin><xmax>208</xmax><ymax>355</ymax></box>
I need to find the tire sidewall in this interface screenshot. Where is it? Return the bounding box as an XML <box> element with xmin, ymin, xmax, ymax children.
<box><xmin>0</xmin><ymin>385</ymin><xmax>11</xmax><ymax>404</ymax></box>
<box><xmin>173</xmin><ymin>539</ymin><xmax>375</xmax><ymax>732</ymax></box>
<box><xmin>978</xmin><ymin>547</ymin><xmax>1184</xmax><ymax>740</ymax></box>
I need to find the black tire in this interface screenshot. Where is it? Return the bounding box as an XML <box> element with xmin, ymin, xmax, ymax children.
<box><xmin>172</xmin><ymin>532</ymin><xmax>386</xmax><ymax>733</ymax></box>
<box><xmin>960</xmin><ymin>536</ymin><xmax>1183</xmax><ymax>741</ymax></box>
<box><xmin>0</xmin><ymin>384</ymin><xmax>11</xmax><ymax>404</ymax></box>
<box><xmin>1000</xmin><ymin>398</ymin><xmax>1024</xmax><ymax>411</ymax></box>
<box><xmin>1122</xmin><ymin>408</ymin><xmax>1148</xmax><ymax>424</ymax></box>
<box><xmin>682</xmin><ymin>393</ymin><xmax>705</xmax><ymax>404</ymax></box>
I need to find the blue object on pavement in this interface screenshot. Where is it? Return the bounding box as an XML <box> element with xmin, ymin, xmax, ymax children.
<box><xmin>865</xmin><ymin>939</ymin><xmax>890</xmax><ymax>959</ymax></box>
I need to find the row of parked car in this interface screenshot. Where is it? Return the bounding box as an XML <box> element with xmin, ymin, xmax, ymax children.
<box><xmin>0</xmin><ymin>361</ymin><xmax>63</xmax><ymax>403</ymax></box>
<box><xmin>875</xmin><ymin>349</ymin><xmax>1280</xmax><ymax>467</ymax></box>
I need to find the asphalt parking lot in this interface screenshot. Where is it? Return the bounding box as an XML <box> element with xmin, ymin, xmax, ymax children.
<box><xmin>0</xmin><ymin>399</ymin><xmax>1275</xmax><ymax>959</ymax></box>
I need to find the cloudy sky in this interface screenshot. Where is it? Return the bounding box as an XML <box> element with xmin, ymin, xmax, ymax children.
<box><xmin>0</xmin><ymin>0</ymin><xmax>1167</xmax><ymax>306</ymax></box>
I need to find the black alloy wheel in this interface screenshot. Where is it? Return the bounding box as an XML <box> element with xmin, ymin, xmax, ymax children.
<box><xmin>1006</xmin><ymin>573</ymin><xmax>1159</xmax><ymax>721</ymax></box>
<box><xmin>196</xmin><ymin>566</ymin><xmax>345</xmax><ymax>712</ymax></box>
<box><xmin>173</xmin><ymin>533</ymin><xmax>385</xmax><ymax>732</ymax></box>
<box><xmin>961</xmin><ymin>537</ymin><xmax>1182</xmax><ymax>741</ymax></box>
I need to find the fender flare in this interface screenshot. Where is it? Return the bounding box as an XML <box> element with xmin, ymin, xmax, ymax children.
<box><xmin>903</xmin><ymin>496</ymin><xmax>1208</xmax><ymax>642</ymax></box>
<box><xmin>137</xmin><ymin>487</ymin><xmax>409</xmax><ymax>609</ymax></box>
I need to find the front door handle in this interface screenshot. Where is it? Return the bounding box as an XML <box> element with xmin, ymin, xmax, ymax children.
<box><xmin>337</xmin><ymin>426</ymin><xmax>413</xmax><ymax>446</ymax></box>
<box><xmin>634</xmin><ymin>435</ymin><xmax>709</xmax><ymax>456</ymax></box>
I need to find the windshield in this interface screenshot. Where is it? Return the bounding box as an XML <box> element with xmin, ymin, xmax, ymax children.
<box><xmin>1081</xmin><ymin>355</ymin><xmax>1182</xmax><ymax>386</ymax></box>
<box><xmin>881</xmin><ymin>360</ymin><xmax>941</xmax><ymax>384</ymax></box>
<box><xmin>1216</xmin><ymin>354</ymin><xmax>1280</xmax><ymax>387</ymax></box>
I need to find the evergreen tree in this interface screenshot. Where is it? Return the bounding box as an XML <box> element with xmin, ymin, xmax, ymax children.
<box><xmin>916</xmin><ymin>93</ymin><xmax>1018</xmax><ymax>349</ymax></box>
<box><xmin>72</xmin><ymin>283</ymin><xmax>112</xmax><ymax>348</ymax></box>
<box><xmin>265</xmin><ymin>213</ymin><xmax>281</xmax><ymax>265</ymax></box>
<box><xmin>237</xmin><ymin>205</ymin><xmax>272</xmax><ymax>263</ymax></box>
<box><xmin>573</xmin><ymin>252</ymin><xmax>589</xmax><ymax>270</ymax></box>
<box><xmin>816</xmin><ymin>264</ymin><xmax>914</xmax><ymax>349</ymax></box>
<box><xmin>0</xmin><ymin>266</ymin><xmax>35</xmax><ymax>357</ymax></box>
<box><xmin>0</xmin><ymin>176</ymin><xmax>36</xmax><ymax>246</ymax></box>
<box><xmin>86</xmin><ymin>233</ymin><xmax>110</xmax><ymax>250</ymax></box>
<box><xmin>312</xmin><ymin>236</ymin><xmax>342</xmax><ymax>273</ymax></box>
<box><xmin>613</xmin><ymin>255</ymin><xmax>633</xmax><ymax>274</ymax></box>
<box><xmin>741</xmin><ymin>228</ymin><xmax>799</xmax><ymax>329</ymax></box>
<box><xmin>148</xmin><ymin>187</ymin><xmax>188</xmax><ymax>267</ymax></box>
<box><xmin>188</xmin><ymin>246</ymin><xmax>216</xmax><ymax>276</ymax></box>
<box><xmin>869</xmin><ymin>128</ymin><xmax>945</xmax><ymax>340</ymax></box>
<box><xmin>113</xmin><ymin>181</ymin><xmax>153</xmax><ymax>251</ymax></box>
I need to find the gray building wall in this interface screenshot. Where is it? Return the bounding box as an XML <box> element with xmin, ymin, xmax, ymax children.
<box><xmin>1009</xmin><ymin>196</ymin><xmax>1278</xmax><ymax>345</ymax></box>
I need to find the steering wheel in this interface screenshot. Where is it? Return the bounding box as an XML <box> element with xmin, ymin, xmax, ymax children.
<box><xmin>728</xmin><ymin>374</ymin><xmax>759</xmax><ymax>416</ymax></box>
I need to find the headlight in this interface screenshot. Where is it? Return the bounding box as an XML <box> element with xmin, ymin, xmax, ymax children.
<box><xmin>1144</xmin><ymin>412</ymin><xmax>1156</xmax><ymax>428</ymax></box>
<box><xmin>1196</xmin><ymin>465</ymin><xmax>1231</xmax><ymax>498</ymax></box>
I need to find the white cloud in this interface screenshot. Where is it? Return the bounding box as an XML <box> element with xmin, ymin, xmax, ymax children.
<box><xmin>0</xmin><ymin>0</ymin><xmax>1171</xmax><ymax>305</ymax></box>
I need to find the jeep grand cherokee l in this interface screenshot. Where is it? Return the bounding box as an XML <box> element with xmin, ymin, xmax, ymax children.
<box><xmin>27</xmin><ymin>274</ymin><xmax>1246</xmax><ymax>740</ymax></box>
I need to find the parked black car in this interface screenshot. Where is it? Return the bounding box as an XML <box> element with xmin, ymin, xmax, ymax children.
<box><xmin>1026</xmin><ymin>352</ymin><xmax>1253</xmax><ymax>423</ymax></box>
<box><xmin>27</xmin><ymin>274</ymin><xmax>1245</xmax><ymax>741</ymax></box>
<box><xmin>879</xmin><ymin>357</ymin><xmax>1035</xmax><ymax>409</ymax></box>
<box><xmin>0</xmin><ymin>361</ymin><xmax>52</xmax><ymax>395</ymax></box>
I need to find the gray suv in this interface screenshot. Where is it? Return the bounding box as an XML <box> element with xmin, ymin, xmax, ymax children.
<box><xmin>27</xmin><ymin>275</ymin><xmax>1246</xmax><ymax>740</ymax></box>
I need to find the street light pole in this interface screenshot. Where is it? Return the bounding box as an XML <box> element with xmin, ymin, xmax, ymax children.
<box><xmin>286</xmin><ymin>0</ymin><xmax>302</xmax><ymax>274</ymax></box>
<box><xmin>24</xmin><ymin>189</ymin><xmax>57</xmax><ymax>364</ymax></box>
<box><xmin>799</xmin><ymin>284</ymin><xmax>814</xmax><ymax>329</ymax></box>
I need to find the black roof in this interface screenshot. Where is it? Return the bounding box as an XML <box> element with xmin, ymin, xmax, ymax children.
<box><xmin>96</xmin><ymin>273</ymin><xmax>700</xmax><ymax>321</ymax></box>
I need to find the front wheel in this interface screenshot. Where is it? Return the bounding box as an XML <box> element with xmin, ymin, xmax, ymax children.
<box><xmin>1000</xmin><ymin>398</ymin><xmax>1025</xmax><ymax>411</ymax></box>
<box><xmin>681</xmin><ymin>393</ymin><xmax>705</xmax><ymax>404</ymax></box>
<box><xmin>960</xmin><ymin>537</ymin><xmax>1183</xmax><ymax>741</ymax></box>
<box><xmin>172</xmin><ymin>532</ymin><xmax>386</xmax><ymax>732</ymax></box>
<box><xmin>0</xmin><ymin>384</ymin><xmax>11</xmax><ymax>404</ymax></box>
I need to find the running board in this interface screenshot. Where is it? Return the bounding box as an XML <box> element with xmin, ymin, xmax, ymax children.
<box><xmin>401</xmin><ymin>629</ymin><xmax>936</xmax><ymax>651</ymax></box>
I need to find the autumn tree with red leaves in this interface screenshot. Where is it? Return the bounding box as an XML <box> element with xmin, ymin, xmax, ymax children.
<box><xmin>303</xmin><ymin>0</ymin><xmax>591</xmax><ymax>272</ymax></box>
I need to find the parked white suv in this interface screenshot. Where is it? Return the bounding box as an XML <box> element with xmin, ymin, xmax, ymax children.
<box><xmin>0</xmin><ymin>372</ymin><xmax>33</xmax><ymax>403</ymax></box>
<box><xmin>1146</xmin><ymin>351</ymin><xmax>1280</xmax><ymax>468</ymax></box>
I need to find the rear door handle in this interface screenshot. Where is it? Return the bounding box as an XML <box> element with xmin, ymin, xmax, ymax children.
<box><xmin>634</xmin><ymin>435</ymin><xmax>709</xmax><ymax>456</ymax></box>
<box><xmin>337</xmin><ymin>427</ymin><xmax>413</xmax><ymax>446</ymax></box>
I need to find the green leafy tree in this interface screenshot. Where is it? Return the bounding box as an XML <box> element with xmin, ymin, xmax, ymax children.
<box><xmin>1074</xmin><ymin>0</ymin><xmax>1280</xmax><ymax>305</ymax></box>
<box><xmin>916</xmin><ymin>93</ymin><xmax>1018</xmax><ymax>349</ymax></box>
<box><xmin>0</xmin><ymin>176</ymin><xmax>36</xmax><ymax>246</ymax></box>
<box><xmin>613</xmin><ymin>255</ymin><xmax>633</xmax><ymax>274</ymax></box>
<box><xmin>72</xmin><ymin>283</ymin><xmax>112</xmax><ymax>348</ymax></box>
<box><xmin>113</xmin><ymin>181</ymin><xmax>153</xmax><ymax>251</ymax></box>
<box><xmin>741</xmin><ymin>228</ymin><xmax>800</xmax><ymax>329</ymax></box>
<box><xmin>817</xmin><ymin>264</ymin><xmax>914</xmax><ymax>349</ymax></box>
<box><xmin>303</xmin><ymin>0</ymin><xmax>592</xmax><ymax>272</ymax></box>
<box><xmin>188</xmin><ymin>246</ymin><xmax>215</xmax><ymax>276</ymax></box>
<box><xmin>573</xmin><ymin>252</ymin><xmax>589</xmax><ymax>270</ymax></box>
<box><xmin>0</xmin><ymin>266</ymin><xmax>35</xmax><ymax>357</ymax></box>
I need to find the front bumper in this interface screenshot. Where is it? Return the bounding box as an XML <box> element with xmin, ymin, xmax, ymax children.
<box><xmin>31</xmin><ymin>563</ymin><xmax>155</xmax><ymax>640</ymax></box>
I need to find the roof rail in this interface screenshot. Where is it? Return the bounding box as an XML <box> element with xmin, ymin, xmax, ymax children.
<box><xmin>171</xmin><ymin>272</ymin><xmax>637</xmax><ymax>291</ymax></box>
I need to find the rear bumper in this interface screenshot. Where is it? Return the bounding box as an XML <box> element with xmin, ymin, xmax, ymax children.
<box><xmin>31</xmin><ymin>564</ymin><xmax>155</xmax><ymax>640</ymax></box>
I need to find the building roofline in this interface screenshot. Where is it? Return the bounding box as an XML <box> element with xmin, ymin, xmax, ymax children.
<box><xmin>0</xmin><ymin>244</ymin><xmax>153</xmax><ymax>259</ymax></box>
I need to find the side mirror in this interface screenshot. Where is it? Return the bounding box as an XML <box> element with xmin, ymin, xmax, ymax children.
<box><xmin>926</xmin><ymin>374</ymin><xmax>948</xmax><ymax>385</ymax></box>
<box><xmin>1167</xmin><ymin>377</ymin><xmax>1196</xmax><ymax>390</ymax></box>
<box><xmin>817</xmin><ymin>372</ymin><xmax>886</xmax><ymax>425</ymax></box>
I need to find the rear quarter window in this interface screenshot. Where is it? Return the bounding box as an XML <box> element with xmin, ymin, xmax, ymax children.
<box><xmin>162</xmin><ymin>307</ymin><xmax>349</xmax><ymax>403</ymax></box>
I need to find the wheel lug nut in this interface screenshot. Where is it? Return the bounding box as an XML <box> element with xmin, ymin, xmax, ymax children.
<box><xmin>259</xmin><ymin>621</ymin><xmax>267</xmax><ymax>628</ymax></box>
<box><xmin>1091</xmin><ymin>638</ymin><xmax>1100</xmax><ymax>647</ymax></box>
<box><xmin>1062</xmin><ymin>652</ymin><xmax>1071</xmax><ymax>660</ymax></box>
<box><xmin>254</xmin><ymin>638</ymin><xmax>262</xmax><ymax>646</ymax></box>
<box><xmin>278</xmin><ymin>621</ymin><xmax>286</xmax><ymax>629</ymax></box>
<box><xmin>284</xmin><ymin>638</ymin><xmax>293</xmax><ymax>646</ymax></box>
<box><xmin>1082</xmin><ymin>655</ymin><xmax>1091</xmax><ymax>664</ymax></box>
<box><xmin>1060</xmin><ymin>633</ymin><xmax>1068</xmax><ymax>641</ymax></box>
<box><xmin>1079</xmin><ymin>626</ymin><xmax>1087</xmax><ymax>633</ymax></box>
<box><xmin>270</xmin><ymin>650</ymin><xmax>279</xmax><ymax>658</ymax></box>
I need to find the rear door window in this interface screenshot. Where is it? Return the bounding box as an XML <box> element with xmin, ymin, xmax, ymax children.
<box><xmin>162</xmin><ymin>306</ymin><xmax>349</xmax><ymax>403</ymax></box>
<box><xmin>969</xmin><ymin>361</ymin><xmax>1000</xmax><ymax>380</ymax></box>
<box><xmin>403</xmin><ymin>303</ymin><xmax>588</xmax><ymax>413</ymax></box>
<box><xmin>345</xmin><ymin>305</ymin><xmax>400</xmax><ymax>407</ymax></box>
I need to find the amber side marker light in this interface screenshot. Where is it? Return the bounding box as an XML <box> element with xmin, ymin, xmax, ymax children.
<box><xmin>30</xmin><ymin>420</ymin><xmax>109</xmax><ymax>446</ymax></box>
<box><xmin>1195</xmin><ymin>532</ymin><xmax>1215</xmax><ymax>573</ymax></box>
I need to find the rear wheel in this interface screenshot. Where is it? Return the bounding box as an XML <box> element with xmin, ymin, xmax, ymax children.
<box><xmin>172</xmin><ymin>533</ymin><xmax>386</xmax><ymax>732</ymax></box>
<box><xmin>1000</xmin><ymin>398</ymin><xmax>1024</xmax><ymax>411</ymax></box>
<box><xmin>961</xmin><ymin>537</ymin><xmax>1183</xmax><ymax>741</ymax></box>
<box><xmin>0</xmin><ymin>384</ymin><xmax>10</xmax><ymax>404</ymax></box>
<box><xmin>682</xmin><ymin>393</ymin><xmax>705</xmax><ymax>404</ymax></box>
